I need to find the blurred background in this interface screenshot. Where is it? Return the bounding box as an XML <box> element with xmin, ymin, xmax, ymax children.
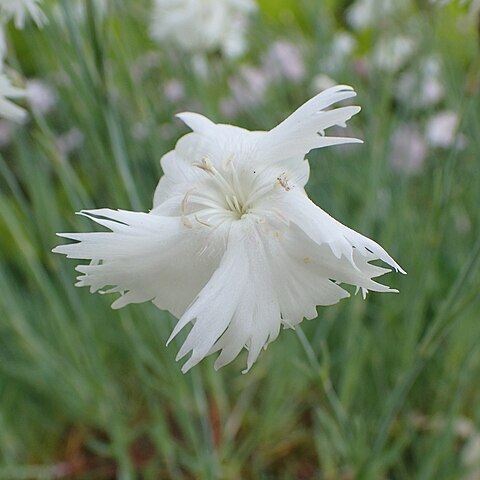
<box><xmin>0</xmin><ymin>0</ymin><xmax>479</xmax><ymax>478</ymax></box>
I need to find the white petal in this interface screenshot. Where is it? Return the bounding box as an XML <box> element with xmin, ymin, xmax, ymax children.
<box><xmin>176</xmin><ymin>111</ymin><xmax>267</xmax><ymax>163</ymax></box>
<box><xmin>53</xmin><ymin>209</ymin><xmax>224</xmax><ymax>317</ymax></box>
<box><xmin>269</xmin><ymin>189</ymin><xmax>406</xmax><ymax>274</ymax></box>
<box><xmin>258</xmin><ymin>85</ymin><xmax>362</xmax><ymax>166</ymax></box>
<box><xmin>153</xmin><ymin>133</ymin><xmax>206</xmax><ymax>208</ymax></box>
<box><xmin>168</xmin><ymin>219</ymin><xmax>281</xmax><ymax>373</ymax></box>
<box><xmin>263</xmin><ymin>225</ymin><xmax>351</xmax><ymax>326</ymax></box>
<box><xmin>270</xmin><ymin>222</ymin><xmax>399</xmax><ymax>303</ymax></box>
<box><xmin>0</xmin><ymin>97</ymin><xmax>27</xmax><ymax>123</ymax></box>
<box><xmin>175</xmin><ymin>112</ymin><xmax>216</xmax><ymax>134</ymax></box>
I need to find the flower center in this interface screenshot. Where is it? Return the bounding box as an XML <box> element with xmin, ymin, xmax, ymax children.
<box><xmin>181</xmin><ymin>156</ymin><xmax>279</xmax><ymax>227</ymax></box>
<box><xmin>225</xmin><ymin>194</ymin><xmax>247</xmax><ymax>218</ymax></box>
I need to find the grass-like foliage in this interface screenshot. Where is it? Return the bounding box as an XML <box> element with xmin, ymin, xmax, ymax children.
<box><xmin>0</xmin><ymin>0</ymin><xmax>479</xmax><ymax>478</ymax></box>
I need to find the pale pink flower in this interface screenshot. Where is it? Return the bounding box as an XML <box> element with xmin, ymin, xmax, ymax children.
<box><xmin>426</xmin><ymin>111</ymin><xmax>459</xmax><ymax>148</ymax></box>
<box><xmin>164</xmin><ymin>79</ymin><xmax>185</xmax><ymax>103</ymax></box>
<box><xmin>397</xmin><ymin>56</ymin><xmax>444</xmax><ymax>109</ymax></box>
<box><xmin>264</xmin><ymin>41</ymin><xmax>305</xmax><ymax>83</ymax></box>
<box><xmin>390</xmin><ymin>123</ymin><xmax>427</xmax><ymax>175</ymax></box>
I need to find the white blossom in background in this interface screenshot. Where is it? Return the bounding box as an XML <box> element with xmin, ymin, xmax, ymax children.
<box><xmin>54</xmin><ymin>85</ymin><xmax>405</xmax><ymax>373</ymax></box>
<box><xmin>311</xmin><ymin>74</ymin><xmax>337</xmax><ymax>94</ymax></box>
<box><xmin>397</xmin><ymin>56</ymin><xmax>444</xmax><ymax>109</ymax></box>
<box><xmin>390</xmin><ymin>123</ymin><xmax>427</xmax><ymax>175</ymax></box>
<box><xmin>150</xmin><ymin>0</ymin><xmax>256</xmax><ymax>59</ymax></box>
<box><xmin>222</xmin><ymin>42</ymin><xmax>304</xmax><ymax>117</ymax></box>
<box><xmin>164</xmin><ymin>79</ymin><xmax>185</xmax><ymax>103</ymax></box>
<box><xmin>0</xmin><ymin>74</ymin><xmax>26</xmax><ymax>122</ymax></box>
<box><xmin>431</xmin><ymin>0</ymin><xmax>480</xmax><ymax>17</ymax></box>
<box><xmin>462</xmin><ymin>433</ymin><xmax>480</xmax><ymax>480</ymax></box>
<box><xmin>411</xmin><ymin>412</ymin><xmax>480</xmax><ymax>480</ymax></box>
<box><xmin>25</xmin><ymin>79</ymin><xmax>56</xmax><ymax>115</ymax></box>
<box><xmin>323</xmin><ymin>32</ymin><xmax>357</xmax><ymax>75</ymax></box>
<box><xmin>221</xmin><ymin>65</ymin><xmax>270</xmax><ymax>116</ymax></box>
<box><xmin>0</xmin><ymin>0</ymin><xmax>46</xmax><ymax>29</ymax></box>
<box><xmin>466</xmin><ymin>0</ymin><xmax>480</xmax><ymax>15</ymax></box>
<box><xmin>346</xmin><ymin>0</ymin><xmax>410</xmax><ymax>30</ymax></box>
<box><xmin>0</xmin><ymin>0</ymin><xmax>47</xmax><ymax>122</ymax></box>
<box><xmin>230</xmin><ymin>65</ymin><xmax>268</xmax><ymax>104</ymax></box>
<box><xmin>56</xmin><ymin>128</ymin><xmax>84</xmax><ymax>156</ymax></box>
<box><xmin>372</xmin><ymin>35</ymin><xmax>416</xmax><ymax>73</ymax></box>
<box><xmin>426</xmin><ymin>111</ymin><xmax>460</xmax><ymax>148</ymax></box>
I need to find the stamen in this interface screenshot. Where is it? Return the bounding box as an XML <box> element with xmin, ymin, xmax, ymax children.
<box><xmin>188</xmin><ymin>193</ymin><xmax>222</xmax><ymax>210</ymax></box>
<box><xmin>188</xmin><ymin>155</ymin><xmax>283</xmax><ymax>225</ymax></box>
<box><xmin>225</xmin><ymin>195</ymin><xmax>235</xmax><ymax>213</ymax></box>
<box><xmin>195</xmin><ymin>157</ymin><xmax>239</xmax><ymax>200</ymax></box>
<box><xmin>212</xmin><ymin>172</ymin><xmax>237</xmax><ymax>198</ymax></box>
<box><xmin>225</xmin><ymin>195</ymin><xmax>244</xmax><ymax>216</ymax></box>
<box><xmin>277</xmin><ymin>173</ymin><xmax>291</xmax><ymax>191</ymax></box>
<box><xmin>181</xmin><ymin>188</ymin><xmax>195</xmax><ymax>229</ymax></box>
<box><xmin>181</xmin><ymin>187</ymin><xmax>195</xmax><ymax>215</ymax></box>
<box><xmin>194</xmin><ymin>215</ymin><xmax>212</xmax><ymax>227</ymax></box>
<box><xmin>192</xmin><ymin>157</ymin><xmax>214</xmax><ymax>172</ymax></box>
<box><xmin>229</xmin><ymin>159</ymin><xmax>248</xmax><ymax>206</ymax></box>
<box><xmin>232</xmin><ymin>195</ymin><xmax>242</xmax><ymax>214</ymax></box>
<box><xmin>182</xmin><ymin>216</ymin><xmax>193</xmax><ymax>228</ymax></box>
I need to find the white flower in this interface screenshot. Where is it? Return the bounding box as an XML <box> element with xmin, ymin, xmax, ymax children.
<box><xmin>54</xmin><ymin>85</ymin><xmax>405</xmax><ymax>373</ymax></box>
<box><xmin>322</xmin><ymin>32</ymin><xmax>357</xmax><ymax>75</ymax></box>
<box><xmin>0</xmin><ymin>74</ymin><xmax>26</xmax><ymax>122</ymax></box>
<box><xmin>346</xmin><ymin>0</ymin><xmax>410</xmax><ymax>30</ymax></box>
<box><xmin>390</xmin><ymin>123</ymin><xmax>427</xmax><ymax>175</ymax></box>
<box><xmin>227</xmin><ymin>65</ymin><xmax>270</xmax><ymax>110</ymax></box>
<box><xmin>372</xmin><ymin>35</ymin><xmax>416</xmax><ymax>73</ymax></box>
<box><xmin>0</xmin><ymin>0</ymin><xmax>46</xmax><ymax>29</ymax></box>
<box><xmin>150</xmin><ymin>0</ymin><xmax>256</xmax><ymax>58</ymax></box>
<box><xmin>396</xmin><ymin>56</ymin><xmax>444</xmax><ymax>109</ymax></box>
<box><xmin>432</xmin><ymin>0</ymin><xmax>480</xmax><ymax>16</ymax></box>
<box><xmin>25</xmin><ymin>79</ymin><xmax>56</xmax><ymax>114</ymax></box>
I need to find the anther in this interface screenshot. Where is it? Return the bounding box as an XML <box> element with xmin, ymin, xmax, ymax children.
<box><xmin>276</xmin><ymin>173</ymin><xmax>291</xmax><ymax>191</ymax></box>
<box><xmin>192</xmin><ymin>157</ymin><xmax>214</xmax><ymax>173</ymax></box>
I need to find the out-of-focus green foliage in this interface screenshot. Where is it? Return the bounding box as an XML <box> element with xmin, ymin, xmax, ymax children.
<box><xmin>0</xmin><ymin>0</ymin><xmax>479</xmax><ymax>479</ymax></box>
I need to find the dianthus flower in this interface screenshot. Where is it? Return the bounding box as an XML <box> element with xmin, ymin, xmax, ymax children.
<box><xmin>54</xmin><ymin>86</ymin><xmax>405</xmax><ymax>373</ymax></box>
<box><xmin>0</xmin><ymin>74</ymin><xmax>26</xmax><ymax>122</ymax></box>
<box><xmin>150</xmin><ymin>0</ymin><xmax>256</xmax><ymax>58</ymax></box>
<box><xmin>0</xmin><ymin>0</ymin><xmax>46</xmax><ymax>29</ymax></box>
